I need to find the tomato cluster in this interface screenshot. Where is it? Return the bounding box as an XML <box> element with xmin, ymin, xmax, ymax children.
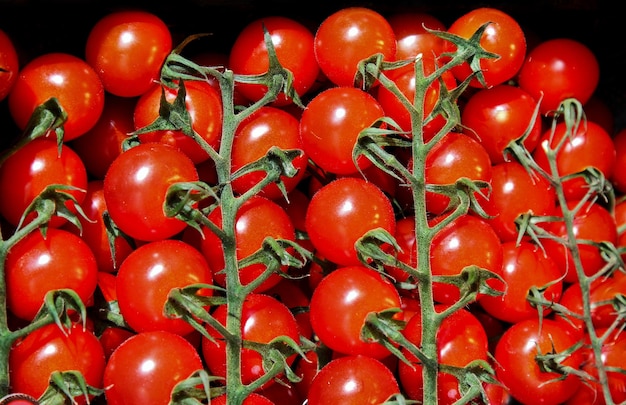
<box><xmin>0</xmin><ymin>3</ymin><xmax>625</xmax><ymax>405</ymax></box>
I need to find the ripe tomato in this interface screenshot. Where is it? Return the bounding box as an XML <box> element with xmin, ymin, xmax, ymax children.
<box><xmin>533</xmin><ymin>120</ymin><xmax>616</xmax><ymax>201</ymax></box>
<box><xmin>384</xmin><ymin>216</ymin><xmax>417</xmax><ymax>287</ymax></box>
<box><xmin>5</xmin><ymin>227</ymin><xmax>98</xmax><ymax>321</ymax></box>
<box><xmin>387</xmin><ymin>12</ymin><xmax>447</xmax><ymax>60</ymax></box>
<box><xmin>304</xmin><ymin>177</ymin><xmax>396</xmax><ymax>267</ymax></box>
<box><xmin>68</xmin><ymin>94</ymin><xmax>135</xmax><ymax>180</ymax></box>
<box><xmin>430</xmin><ymin>213</ymin><xmax>503</xmax><ymax>304</ymax></box>
<box><xmin>300</xmin><ymin>86</ymin><xmax>385</xmax><ymax>175</ymax></box>
<box><xmin>307</xmin><ymin>355</ymin><xmax>400</xmax><ymax>405</ymax></box>
<box><xmin>103</xmin><ymin>142</ymin><xmax>199</xmax><ymax>242</ymax></box>
<box><xmin>228</xmin><ymin>16</ymin><xmax>319</xmax><ymax>106</ymax></box>
<box><xmin>398</xmin><ymin>306</ymin><xmax>489</xmax><ymax>404</ymax></box>
<box><xmin>231</xmin><ymin>106</ymin><xmax>307</xmax><ymax>199</ymax></box>
<box><xmin>0</xmin><ymin>138</ymin><xmax>88</xmax><ymax>228</ymax></box>
<box><xmin>8</xmin><ymin>52</ymin><xmax>104</xmax><ymax>141</ymax></box>
<box><xmin>478</xmin><ymin>240</ymin><xmax>563</xmax><ymax>324</ymax></box>
<box><xmin>9</xmin><ymin>323</ymin><xmax>106</xmax><ymax>403</ymax></box>
<box><xmin>201</xmin><ymin>293</ymin><xmax>300</xmax><ymax>387</ymax></box>
<box><xmin>116</xmin><ymin>239</ymin><xmax>213</xmax><ymax>336</ymax></box>
<box><xmin>314</xmin><ymin>7</ymin><xmax>396</xmax><ymax>87</ymax></box>
<box><xmin>199</xmin><ymin>195</ymin><xmax>295</xmax><ymax>292</ymax></box>
<box><xmin>98</xmin><ymin>325</ymin><xmax>135</xmax><ymax>361</ymax></box>
<box><xmin>0</xmin><ymin>28</ymin><xmax>19</xmax><ymax>101</ymax></box>
<box><xmin>85</xmin><ymin>10</ymin><xmax>172</xmax><ymax>97</ymax></box>
<box><xmin>103</xmin><ymin>330</ymin><xmax>204</xmax><ymax>405</ymax></box>
<box><xmin>308</xmin><ymin>265</ymin><xmax>402</xmax><ymax>359</ymax></box>
<box><xmin>461</xmin><ymin>84</ymin><xmax>542</xmax><ymax>164</ymax></box>
<box><xmin>494</xmin><ymin>317</ymin><xmax>583</xmax><ymax>405</ymax></box>
<box><xmin>265</xmin><ymin>278</ymin><xmax>313</xmax><ymax>339</ymax></box>
<box><xmin>444</xmin><ymin>7</ymin><xmax>527</xmax><ymax>88</ymax></box>
<box><xmin>133</xmin><ymin>80</ymin><xmax>223</xmax><ymax>164</ymax></box>
<box><xmin>518</xmin><ymin>38</ymin><xmax>600</xmax><ymax>115</ymax></box>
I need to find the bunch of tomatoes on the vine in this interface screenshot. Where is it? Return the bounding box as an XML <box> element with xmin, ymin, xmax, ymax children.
<box><xmin>0</xmin><ymin>3</ymin><xmax>625</xmax><ymax>405</ymax></box>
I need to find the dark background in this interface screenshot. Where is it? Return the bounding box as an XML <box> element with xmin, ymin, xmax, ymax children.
<box><xmin>0</xmin><ymin>0</ymin><xmax>624</xmax><ymax>130</ymax></box>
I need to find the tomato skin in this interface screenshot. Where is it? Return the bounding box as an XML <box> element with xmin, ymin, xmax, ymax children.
<box><xmin>518</xmin><ymin>38</ymin><xmax>600</xmax><ymax>115</ymax></box>
<box><xmin>308</xmin><ymin>265</ymin><xmax>402</xmax><ymax>359</ymax></box>
<box><xmin>201</xmin><ymin>293</ymin><xmax>300</xmax><ymax>387</ymax></box>
<box><xmin>0</xmin><ymin>138</ymin><xmax>88</xmax><ymax>228</ymax></box>
<box><xmin>103</xmin><ymin>142</ymin><xmax>199</xmax><ymax>242</ymax></box>
<box><xmin>116</xmin><ymin>239</ymin><xmax>214</xmax><ymax>336</ymax></box>
<box><xmin>103</xmin><ymin>330</ymin><xmax>204</xmax><ymax>405</ymax></box>
<box><xmin>314</xmin><ymin>7</ymin><xmax>396</xmax><ymax>87</ymax></box>
<box><xmin>228</xmin><ymin>16</ymin><xmax>319</xmax><ymax>106</ymax></box>
<box><xmin>388</xmin><ymin>12</ymin><xmax>447</xmax><ymax>60</ymax></box>
<box><xmin>85</xmin><ymin>10</ymin><xmax>172</xmax><ymax>97</ymax></box>
<box><xmin>494</xmin><ymin>317</ymin><xmax>583</xmax><ymax>405</ymax></box>
<box><xmin>611</xmin><ymin>128</ymin><xmax>626</xmax><ymax>194</ymax></box>
<box><xmin>9</xmin><ymin>323</ymin><xmax>106</xmax><ymax>403</ymax></box>
<box><xmin>133</xmin><ymin>80</ymin><xmax>223</xmax><ymax>164</ymax></box>
<box><xmin>0</xmin><ymin>28</ymin><xmax>19</xmax><ymax>101</ymax></box>
<box><xmin>5</xmin><ymin>227</ymin><xmax>98</xmax><ymax>321</ymax></box>
<box><xmin>305</xmin><ymin>177</ymin><xmax>396</xmax><ymax>267</ymax></box>
<box><xmin>300</xmin><ymin>86</ymin><xmax>385</xmax><ymax>175</ymax></box>
<box><xmin>445</xmin><ymin>7</ymin><xmax>526</xmax><ymax>88</ymax></box>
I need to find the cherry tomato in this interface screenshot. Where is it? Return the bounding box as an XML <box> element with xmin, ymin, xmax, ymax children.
<box><xmin>265</xmin><ymin>278</ymin><xmax>313</xmax><ymax>339</ymax></box>
<box><xmin>99</xmin><ymin>326</ymin><xmax>135</xmax><ymax>361</ymax></box>
<box><xmin>133</xmin><ymin>80</ymin><xmax>223</xmax><ymax>164</ymax></box>
<box><xmin>518</xmin><ymin>38</ymin><xmax>600</xmax><ymax>115</ymax></box>
<box><xmin>300</xmin><ymin>86</ymin><xmax>385</xmax><ymax>175</ymax></box>
<box><xmin>314</xmin><ymin>7</ymin><xmax>396</xmax><ymax>87</ymax></box>
<box><xmin>307</xmin><ymin>355</ymin><xmax>400</xmax><ymax>405</ymax></box>
<box><xmin>201</xmin><ymin>293</ymin><xmax>300</xmax><ymax>387</ymax></box>
<box><xmin>116</xmin><ymin>239</ymin><xmax>214</xmax><ymax>336</ymax></box>
<box><xmin>85</xmin><ymin>10</ymin><xmax>172</xmax><ymax>97</ymax></box>
<box><xmin>103</xmin><ymin>142</ymin><xmax>199</xmax><ymax>242</ymax></box>
<box><xmin>0</xmin><ymin>138</ymin><xmax>88</xmax><ymax>228</ymax></box>
<box><xmin>494</xmin><ymin>317</ymin><xmax>583</xmax><ymax>405</ymax></box>
<box><xmin>444</xmin><ymin>7</ymin><xmax>527</xmax><ymax>88</ymax></box>
<box><xmin>5</xmin><ymin>227</ymin><xmax>98</xmax><ymax>321</ymax></box>
<box><xmin>228</xmin><ymin>16</ymin><xmax>319</xmax><ymax>106</ymax></box>
<box><xmin>9</xmin><ymin>323</ymin><xmax>106</xmax><ymax>403</ymax></box>
<box><xmin>305</xmin><ymin>177</ymin><xmax>396</xmax><ymax>267</ymax></box>
<box><xmin>387</xmin><ymin>12</ymin><xmax>447</xmax><ymax>60</ymax></box>
<box><xmin>0</xmin><ymin>28</ymin><xmax>19</xmax><ymax>101</ymax></box>
<box><xmin>308</xmin><ymin>265</ymin><xmax>402</xmax><ymax>359</ymax></box>
<box><xmin>103</xmin><ymin>330</ymin><xmax>204</xmax><ymax>405</ymax></box>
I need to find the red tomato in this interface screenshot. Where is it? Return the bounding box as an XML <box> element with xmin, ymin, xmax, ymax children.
<box><xmin>610</xmin><ymin>128</ymin><xmax>626</xmax><ymax>194</ymax></box>
<box><xmin>300</xmin><ymin>86</ymin><xmax>385</xmax><ymax>175</ymax></box>
<box><xmin>461</xmin><ymin>84</ymin><xmax>542</xmax><ymax>164</ymax></box>
<box><xmin>494</xmin><ymin>317</ymin><xmax>583</xmax><ymax>405</ymax></box>
<box><xmin>533</xmin><ymin>120</ymin><xmax>616</xmax><ymax>201</ymax></box>
<box><xmin>518</xmin><ymin>38</ymin><xmax>600</xmax><ymax>115</ymax></box>
<box><xmin>0</xmin><ymin>28</ymin><xmax>19</xmax><ymax>101</ymax></box>
<box><xmin>430</xmin><ymin>213</ymin><xmax>503</xmax><ymax>304</ymax></box>
<box><xmin>308</xmin><ymin>265</ymin><xmax>402</xmax><ymax>359</ymax></box>
<box><xmin>478</xmin><ymin>240</ymin><xmax>563</xmax><ymax>324</ymax></box>
<box><xmin>387</xmin><ymin>12</ymin><xmax>447</xmax><ymax>60</ymax></box>
<box><xmin>540</xmin><ymin>199</ymin><xmax>618</xmax><ymax>283</ymax></box>
<box><xmin>423</xmin><ymin>130</ymin><xmax>492</xmax><ymax>215</ymax></box>
<box><xmin>231</xmin><ymin>106</ymin><xmax>307</xmax><ymax>199</ymax></box>
<box><xmin>228</xmin><ymin>16</ymin><xmax>319</xmax><ymax>106</ymax></box>
<box><xmin>199</xmin><ymin>195</ymin><xmax>295</xmax><ymax>292</ymax></box>
<box><xmin>116</xmin><ymin>239</ymin><xmax>213</xmax><ymax>336</ymax></box>
<box><xmin>98</xmin><ymin>325</ymin><xmax>135</xmax><ymax>361</ymax></box>
<box><xmin>444</xmin><ymin>7</ymin><xmax>526</xmax><ymax>88</ymax></box>
<box><xmin>201</xmin><ymin>293</ymin><xmax>300</xmax><ymax>387</ymax></box>
<box><xmin>384</xmin><ymin>216</ymin><xmax>417</xmax><ymax>286</ymax></box>
<box><xmin>265</xmin><ymin>278</ymin><xmax>313</xmax><ymax>339</ymax></box>
<box><xmin>103</xmin><ymin>331</ymin><xmax>203</xmax><ymax>405</ymax></box>
<box><xmin>479</xmin><ymin>161</ymin><xmax>556</xmax><ymax>242</ymax></box>
<box><xmin>9</xmin><ymin>323</ymin><xmax>106</xmax><ymax>403</ymax></box>
<box><xmin>103</xmin><ymin>142</ymin><xmax>199</xmax><ymax>242</ymax></box>
<box><xmin>133</xmin><ymin>80</ymin><xmax>223</xmax><ymax>164</ymax></box>
<box><xmin>85</xmin><ymin>10</ymin><xmax>172</xmax><ymax>97</ymax></box>
<box><xmin>8</xmin><ymin>52</ymin><xmax>105</xmax><ymax>141</ymax></box>
<box><xmin>307</xmin><ymin>355</ymin><xmax>400</xmax><ymax>405</ymax></box>
<box><xmin>69</xmin><ymin>94</ymin><xmax>136</xmax><ymax>180</ymax></box>
<box><xmin>0</xmin><ymin>138</ymin><xmax>88</xmax><ymax>228</ymax></box>
<box><xmin>398</xmin><ymin>306</ymin><xmax>489</xmax><ymax>404</ymax></box>
<box><xmin>615</xmin><ymin>197</ymin><xmax>626</xmax><ymax>263</ymax></box>
<box><xmin>304</xmin><ymin>177</ymin><xmax>396</xmax><ymax>267</ymax></box>
<box><xmin>64</xmin><ymin>180</ymin><xmax>134</xmax><ymax>273</ymax></box>
<box><xmin>314</xmin><ymin>7</ymin><xmax>396</xmax><ymax>87</ymax></box>
<box><xmin>5</xmin><ymin>227</ymin><xmax>98</xmax><ymax>321</ymax></box>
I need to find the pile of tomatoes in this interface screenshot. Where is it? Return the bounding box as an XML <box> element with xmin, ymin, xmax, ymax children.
<box><xmin>0</xmin><ymin>3</ymin><xmax>625</xmax><ymax>405</ymax></box>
